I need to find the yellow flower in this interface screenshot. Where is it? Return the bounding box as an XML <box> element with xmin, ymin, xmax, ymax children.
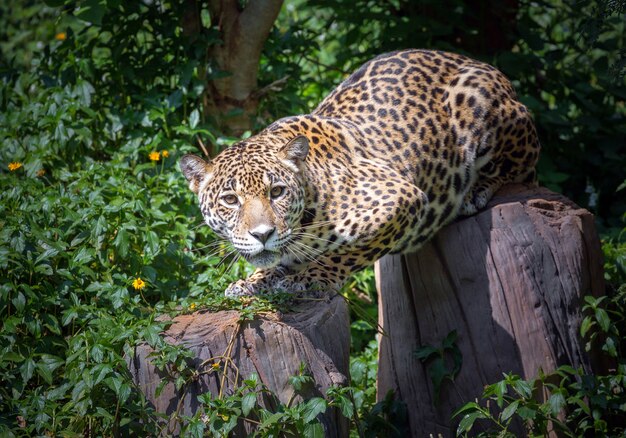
<box><xmin>36</xmin><ymin>169</ymin><xmax>46</xmax><ymax>177</ymax></box>
<box><xmin>220</xmin><ymin>414</ymin><xmax>229</xmax><ymax>421</ymax></box>
<box><xmin>189</xmin><ymin>303</ymin><xmax>197</xmax><ymax>310</ymax></box>
<box><xmin>8</xmin><ymin>162</ymin><xmax>23</xmax><ymax>171</ymax></box>
<box><xmin>161</xmin><ymin>150</ymin><xmax>169</xmax><ymax>158</ymax></box>
<box><xmin>55</xmin><ymin>32</ymin><xmax>66</xmax><ymax>41</ymax></box>
<box><xmin>132</xmin><ymin>277</ymin><xmax>146</xmax><ymax>290</ymax></box>
<box><xmin>211</xmin><ymin>362</ymin><xmax>220</xmax><ymax>370</ymax></box>
<box><xmin>149</xmin><ymin>151</ymin><xmax>160</xmax><ymax>161</ymax></box>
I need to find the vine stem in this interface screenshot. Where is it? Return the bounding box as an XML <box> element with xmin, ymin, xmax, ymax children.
<box><xmin>218</xmin><ymin>321</ymin><xmax>242</xmax><ymax>399</ymax></box>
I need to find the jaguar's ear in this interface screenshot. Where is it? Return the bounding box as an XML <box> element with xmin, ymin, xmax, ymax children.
<box><xmin>278</xmin><ymin>136</ymin><xmax>309</xmax><ymax>172</ymax></box>
<box><xmin>180</xmin><ymin>154</ymin><xmax>213</xmax><ymax>193</ymax></box>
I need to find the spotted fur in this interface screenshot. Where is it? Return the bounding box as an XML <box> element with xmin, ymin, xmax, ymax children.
<box><xmin>180</xmin><ymin>50</ymin><xmax>540</xmax><ymax>297</ymax></box>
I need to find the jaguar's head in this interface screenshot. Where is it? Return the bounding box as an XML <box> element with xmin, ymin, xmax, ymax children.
<box><xmin>180</xmin><ymin>136</ymin><xmax>309</xmax><ymax>268</ymax></box>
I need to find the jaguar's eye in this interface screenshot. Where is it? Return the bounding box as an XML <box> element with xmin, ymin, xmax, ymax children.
<box><xmin>221</xmin><ymin>194</ymin><xmax>239</xmax><ymax>206</ymax></box>
<box><xmin>270</xmin><ymin>186</ymin><xmax>286</xmax><ymax>199</ymax></box>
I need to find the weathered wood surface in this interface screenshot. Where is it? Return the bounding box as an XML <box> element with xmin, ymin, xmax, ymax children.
<box><xmin>127</xmin><ymin>294</ymin><xmax>350</xmax><ymax>437</ymax></box>
<box><xmin>375</xmin><ymin>184</ymin><xmax>605</xmax><ymax>437</ymax></box>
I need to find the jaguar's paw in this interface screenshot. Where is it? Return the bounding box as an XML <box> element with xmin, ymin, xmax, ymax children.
<box><xmin>224</xmin><ymin>280</ymin><xmax>257</xmax><ymax>298</ymax></box>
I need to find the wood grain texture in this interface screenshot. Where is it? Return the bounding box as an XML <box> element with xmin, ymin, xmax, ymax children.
<box><xmin>127</xmin><ymin>294</ymin><xmax>350</xmax><ymax>436</ymax></box>
<box><xmin>375</xmin><ymin>184</ymin><xmax>605</xmax><ymax>437</ymax></box>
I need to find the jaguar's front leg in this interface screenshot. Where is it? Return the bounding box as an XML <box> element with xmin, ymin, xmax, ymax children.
<box><xmin>224</xmin><ymin>261</ymin><xmax>350</xmax><ymax>298</ymax></box>
<box><xmin>224</xmin><ymin>266</ymin><xmax>292</xmax><ymax>297</ymax></box>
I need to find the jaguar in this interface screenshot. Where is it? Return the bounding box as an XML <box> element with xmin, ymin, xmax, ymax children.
<box><xmin>180</xmin><ymin>49</ymin><xmax>540</xmax><ymax>297</ymax></box>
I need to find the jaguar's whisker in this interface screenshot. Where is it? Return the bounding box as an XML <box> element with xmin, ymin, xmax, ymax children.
<box><xmin>189</xmin><ymin>240</ymin><xmax>232</xmax><ymax>254</ymax></box>
<box><xmin>290</xmin><ymin>241</ymin><xmax>328</xmax><ymax>267</ymax></box>
<box><xmin>222</xmin><ymin>253</ymin><xmax>241</xmax><ymax>276</ymax></box>
<box><xmin>289</xmin><ymin>246</ymin><xmax>319</xmax><ymax>266</ymax></box>
<box><xmin>296</xmin><ymin>220</ymin><xmax>334</xmax><ymax>230</ymax></box>
<box><xmin>215</xmin><ymin>248</ymin><xmax>238</xmax><ymax>269</ymax></box>
<box><xmin>191</xmin><ymin>221</ymin><xmax>206</xmax><ymax>231</ymax></box>
<box><xmin>292</xmin><ymin>232</ymin><xmax>337</xmax><ymax>245</ymax></box>
<box><xmin>285</xmin><ymin>247</ymin><xmax>306</xmax><ymax>264</ymax></box>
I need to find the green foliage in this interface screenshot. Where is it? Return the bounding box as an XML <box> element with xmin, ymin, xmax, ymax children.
<box><xmin>415</xmin><ymin>330</ymin><xmax>463</xmax><ymax>403</ymax></box>
<box><xmin>504</xmin><ymin>2</ymin><xmax>626</xmax><ymax>227</ymax></box>
<box><xmin>190</xmin><ymin>371</ymin><xmax>328</xmax><ymax>438</ymax></box>
<box><xmin>326</xmin><ymin>340</ymin><xmax>408</xmax><ymax>438</ymax></box>
<box><xmin>602</xmin><ymin>212</ymin><xmax>626</xmax><ymax>285</ymax></box>
<box><xmin>454</xmin><ymin>364</ymin><xmax>626</xmax><ymax>437</ymax></box>
<box><xmin>342</xmin><ymin>268</ymin><xmax>379</xmax><ymax>353</ymax></box>
<box><xmin>454</xmin><ymin>275</ymin><xmax>626</xmax><ymax>437</ymax></box>
<box><xmin>0</xmin><ymin>2</ymin><xmax>239</xmax><ymax>434</ymax></box>
<box><xmin>151</xmin><ymin>342</ymin><xmax>403</xmax><ymax>437</ymax></box>
<box><xmin>0</xmin><ymin>98</ymin><xmax>243</xmax><ymax>435</ymax></box>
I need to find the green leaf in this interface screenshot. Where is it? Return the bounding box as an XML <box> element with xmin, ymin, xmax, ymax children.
<box><xmin>72</xmin><ymin>246</ymin><xmax>93</xmax><ymax>266</ymax></box>
<box><xmin>602</xmin><ymin>336</ymin><xmax>617</xmax><ymax>357</ymax></box>
<box><xmin>118</xmin><ymin>383</ymin><xmax>131</xmax><ymax>403</ymax></box>
<box><xmin>54</xmin><ymin>122</ymin><xmax>68</xmax><ymax>142</ymax></box>
<box><xmin>260</xmin><ymin>412</ymin><xmax>283</xmax><ymax>425</ymax></box>
<box><xmin>241</xmin><ymin>392</ymin><xmax>256</xmax><ymax>416</ymax></box>
<box><xmin>548</xmin><ymin>391</ymin><xmax>566</xmax><ymax>416</ymax></box>
<box><xmin>513</xmin><ymin>379</ymin><xmax>533</xmax><ymax>399</ymax></box>
<box><xmin>414</xmin><ymin>345</ymin><xmax>439</xmax><ymax>360</ymax></box>
<box><xmin>595</xmin><ymin>308</ymin><xmax>611</xmax><ymax>332</ymax></box>
<box><xmin>442</xmin><ymin>330</ymin><xmax>458</xmax><ymax>349</ymax></box>
<box><xmin>335</xmin><ymin>393</ymin><xmax>354</xmax><ymax>418</ymax></box>
<box><xmin>580</xmin><ymin>316</ymin><xmax>595</xmax><ymax>338</ymax></box>
<box><xmin>61</xmin><ymin>308</ymin><xmax>78</xmax><ymax>326</ymax></box>
<box><xmin>75</xmin><ymin>0</ymin><xmax>107</xmax><ymax>26</ymax></box>
<box><xmin>143</xmin><ymin>324</ymin><xmax>161</xmax><ymax>346</ymax></box>
<box><xmin>110</xmin><ymin>287</ymin><xmax>128</xmax><ymax>309</ymax></box>
<box><xmin>35</xmin><ymin>247</ymin><xmax>60</xmax><ymax>265</ymax></box>
<box><xmin>93</xmin><ymin>215</ymin><xmax>107</xmax><ymax>239</ymax></box>
<box><xmin>493</xmin><ymin>380</ymin><xmax>507</xmax><ymax>408</ymax></box>
<box><xmin>75</xmin><ymin>80</ymin><xmax>95</xmax><ymax>106</ymax></box>
<box><xmin>144</xmin><ymin>230</ymin><xmax>160</xmax><ymax>256</ymax></box>
<box><xmin>456</xmin><ymin>411</ymin><xmax>486</xmax><ymax>435</ymax></box>
<box><xmin>244</xmin><ymin>373</ymin><xmax>259</xmax><ymax>387</ymax></box>
<box><xmin>71</xmin><ymin>380</ymin><xmax>86</xmax><ymax>403</ymax></box>
<box><xmin>583</xmin><ymin>295</ymin><xmax>598</xmax><ymax>307</ymax></box>
<box><xmin>43</xmin><ymin>0</ymin><xmax>69</xmax><ymax>6</ymax></box>
<box><xmin>34</xmin><ymin>263</ymin><xmax>53</xmax><ymax>275</ymax></box>
<box><xmin>113</xmin><ymin>227</ymin><xmax>130</xmax><ymax>258</ymax></box>
<box><xmin>47</xmin><ymin>383</ymin><xmax>71</xmax><ymax>401</ymax></box>
<box><xmin>20</xmin><ymin>358</ymin><xmax>35</xmax><ymax>384</ymax></box>
<box><xmin>90</xmin><ymin>344</ymin><xmax>104</xmax><ymax>363</ymax></box>
<box><xmin>12</xmin><ymin>291</ymin><xmax>26</xmax><ymax>312</ymax></box>
<box><xmin>39</xmin><ymin>355</ymin><xmax>64</xmax><ymax>373</ymax></box>
<box><xmin>501</xmin><ymin>400</ymin><xmax>519</xmax><ymax>422</ymax></box>
<box><xmin>289</xmin><ymin>373</ymin><xmax>313</xmax><ymax>391</ymax></box>
<box><xmin>303</xmin><ymin>422</ymin><xmax>324</xmax><ymax>438</ymax></box>
<box><xmin>0</xmin><ymin>352</ymin><xmax>24</xmax><ymax>363</ymax></box>
<box><xmin>516</xmin><ymin>406</ymin><xmax>537</xmax><ymax>421</ymax></box>
<box><xmin>93</xmin><ymin>364</ymin><xmax>112</xmax><ymax>385</ymax></box>
<box><xmin>189</xmin><ymin>109</ymin><xmax>200</xmax><ymax>129</ymax></box>
<box><xmin>36</xmin><ymin>362</ymin><xmax>54</xmax><ymax>384</ymax></box>
<box><xmin>452</xmin><ymin>401</ymin><xmax>482</xmax><ymax>418</ymax></box>
<box><xmin>302</xmin><ymin>397</ymin><xmax>327</xmax><ymax>423</ymax></box>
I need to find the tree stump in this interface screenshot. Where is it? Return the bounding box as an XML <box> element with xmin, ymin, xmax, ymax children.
<box><xmin>375</xmin><ymin>184</ymin><xmax>605</xmax><ymax>437</ymax></box>
<box><xmin>127</xmin><ymin>294</ymin><xmax>350</xmax><ymax>437</ymax></box>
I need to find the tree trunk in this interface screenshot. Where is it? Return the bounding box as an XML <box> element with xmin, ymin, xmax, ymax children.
<box><xmin>375</xmin><ymin>184</ymin><xmax>605</xmax><ymax>437</ymax></box>
<box><xmin>204</xmin><ymin>0</ymin><xmax>283</xmax><ymax>138</ymax></box>
<box><xmin>127</xmin><ymin>294</ymin><xmax>350</xmax><ymax>437</ymax></box>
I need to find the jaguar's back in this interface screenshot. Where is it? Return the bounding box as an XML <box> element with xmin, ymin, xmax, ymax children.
<box><xmin>314</xmin><ymin>49</ymin><xmax>539</xmax><ymax>215</ymax></box>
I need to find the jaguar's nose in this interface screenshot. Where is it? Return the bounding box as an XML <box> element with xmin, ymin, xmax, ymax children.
<box><xmin>249</xmin><ymin>225</ymin><xmax>276</xmax><ymax>244</ymax></box>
